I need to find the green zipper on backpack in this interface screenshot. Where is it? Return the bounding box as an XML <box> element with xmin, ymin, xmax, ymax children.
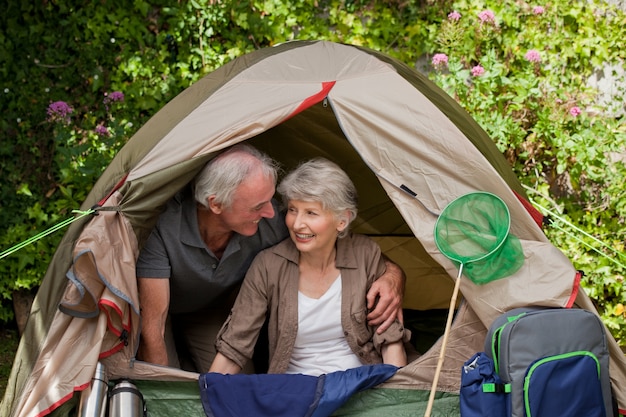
<box><xmin>491</xmin><ymin>312</ymin><xmax>528</xmax><ymax>374</ymax></box>
<box><xmin>522</xmin><ymin>351</ymin><xmax>601</xmax><ymax>417</ymax></box>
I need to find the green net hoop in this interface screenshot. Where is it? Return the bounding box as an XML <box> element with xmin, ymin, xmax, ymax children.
<box><xmin>434</xmin><ymin>192</ymin><xmax>524</xmax><ymax>285</ymax></box>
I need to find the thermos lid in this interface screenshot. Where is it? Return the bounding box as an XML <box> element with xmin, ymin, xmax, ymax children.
<box><xmin>110</xmin><ymin>380</ymin><xmax>144</xmax><ymax>401</ymax></box>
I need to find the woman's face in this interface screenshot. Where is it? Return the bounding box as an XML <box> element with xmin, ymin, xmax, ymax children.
<box><xmin>285</xmin><ymin>199</ymin><xmax>347</xmax><ymax>256</ymax></box>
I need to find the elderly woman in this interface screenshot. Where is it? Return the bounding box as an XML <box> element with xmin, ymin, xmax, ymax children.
<box><xmin>209</xmin><ymin>158</ymin><xmax>408</xmax><ymax>376</ymax></box>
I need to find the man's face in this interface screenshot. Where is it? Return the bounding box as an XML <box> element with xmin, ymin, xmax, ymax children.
<box><xmin>218</xmin><ymin>171</ymin><xmax>276</xmax><ymax>236</ymax></box>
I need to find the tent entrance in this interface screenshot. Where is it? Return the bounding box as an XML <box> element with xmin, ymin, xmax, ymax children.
<box><xmin>248</xmin><ymin>101</ymin><xmax>457</xmax><ymax>313</ymax></box>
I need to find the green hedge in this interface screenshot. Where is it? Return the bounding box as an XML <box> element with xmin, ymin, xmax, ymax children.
<box><xmin>1</xmin><ymin>0</ymin><xmax>625</xmax><ymax>343</ymax></box>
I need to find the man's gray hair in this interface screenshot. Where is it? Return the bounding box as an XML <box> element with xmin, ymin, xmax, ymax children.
<box><xmin>194</xmin><ymin>144</ymin><xmax>279</xmax><ymax>209</ymax></box>
<box><xmin>277</xmin><ymin>157</ymin><xmax>358</xmax><ymax>238</ymax></box>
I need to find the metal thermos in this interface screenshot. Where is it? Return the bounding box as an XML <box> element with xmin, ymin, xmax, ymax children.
<box><xmin>77</xmin><ymin>362</ymin><xmax>108</xmax><ymax>417</ymax></box>
<box><xmin>108</xmin><ymin>380</ymin><xmax>146</xmax><ymax>417</ymax></box>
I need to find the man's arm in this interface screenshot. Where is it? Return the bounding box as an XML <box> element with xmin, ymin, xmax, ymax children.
<box><xmin>137</xmin><ymin>278</ymin><xmax>170</xmax><ymax>366</ymax></box>
<box><xmin>366</xmin><ymin>257</ymin><xmax>405</xmax><ymax>334</ymax></box>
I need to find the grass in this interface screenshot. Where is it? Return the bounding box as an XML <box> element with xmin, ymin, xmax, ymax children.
<box><xmin>0</xmin><ymin>324</ymin><xmax>20</xmax><ymax>401</ymax></box>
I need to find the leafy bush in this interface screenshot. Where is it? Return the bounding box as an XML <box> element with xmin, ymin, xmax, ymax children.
<box><xmin>426</xmin><ymin>0</ymin><xmax>626</xmax><ymax>343</ymax></box>
<box><xmin>1</xmin><ymin>0</ymin><xmax>625</xmax><ymax>345</ymax></box>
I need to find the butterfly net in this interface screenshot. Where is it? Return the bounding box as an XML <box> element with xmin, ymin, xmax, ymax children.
<box><xmin>434</xmin><ymin>192</ymin><xmax>524</xmax><ymax>284</ymax></box>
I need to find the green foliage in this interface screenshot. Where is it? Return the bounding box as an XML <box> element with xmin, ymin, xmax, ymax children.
<box><xmin>1</xmin><ymin>0</ymin><xmax>625</xmax><ymax>345</ymax></box>
<box><xmin>0</xmin><ymin>326</ymin><xmax>19</xmax><ymax>397</ymax></box>
<box><xmin>428</xmin><ymin>0</ymin><xmax>626</xmax><ymax>343</ymax></box>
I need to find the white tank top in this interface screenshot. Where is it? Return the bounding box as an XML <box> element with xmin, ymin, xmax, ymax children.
<box><xmin>286</xmin><ymin>274</ymin><xmax>362</xmax><ymax>376</ymax></box>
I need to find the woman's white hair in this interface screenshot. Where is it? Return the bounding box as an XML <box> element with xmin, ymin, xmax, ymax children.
<box><xmin>277</xmin><ymin>157</ymin><xmax>358</xmax><ymax>238</ymax></box>
<box><xmin>193</xmin><ymin>144</ymin><xmax>279</xmax><ymax>208</ymax></box>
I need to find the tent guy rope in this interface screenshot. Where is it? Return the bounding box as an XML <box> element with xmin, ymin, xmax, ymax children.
<box><xmin>0</xmin><ymin>209</ymin><xmax>96</xmax><ymax>260</ymax></box>
<box><xmin>522</xmin><ymin>185</ymin><xmax>626</xmax><ymax>270</ymax></box>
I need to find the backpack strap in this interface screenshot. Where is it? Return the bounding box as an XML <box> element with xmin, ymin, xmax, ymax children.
<box><xmin>482</xmin><ymin>383</ymin><xmax>511</xmax><ymax>394</ymax></box>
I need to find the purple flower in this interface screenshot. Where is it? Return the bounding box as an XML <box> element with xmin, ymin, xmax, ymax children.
<box><xmin>448</xmin><ymin>11</ymin><xmax>461</xmax><ymax>21</ymax></box>
<box><xmin>471</xmin><ymin>65</ymin><xmax>485</xmax><ymax>77</ymax></box>
<box><xmin>533</xmin><ymin>6</ymin><xmax>545</xmax><ymax>15</ymax></box>
<box><xmin>524</xmin><ymin>50</ymin><xmax>542</xmax><ymax>63</ymax></box>
<box><xmin>103</xmin><ymin>91</ymin><xmax>125</xmax><ymax>106</ymax></box>
<box><xmin>95</xmin><ymin>124</ymin><xmax>110</xmax><ymax>137</ymax></box>
<box><xmin>432</xmin><ymin>53</ymin><xmax>449</xmax><ymax>69</ymax></box>
<box><xmin>47</xmin><ymin>101</ymin><xmax>73</xmax><ymax>123</ymax></box>
<box><xmin>478</xmin><ymin>10</ymin><xmax>496</xmax><ymax>25</ymax></box>
<box><xmin>569</xmin><ymin>106</ymin><xmax>582</xmax><ymax>117</ymax></box>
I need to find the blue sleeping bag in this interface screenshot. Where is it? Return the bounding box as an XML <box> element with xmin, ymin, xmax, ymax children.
<box><xmin>198</xmin><ymin>364</ymin><xmax>399</xmax><ymax>417</ymax></box>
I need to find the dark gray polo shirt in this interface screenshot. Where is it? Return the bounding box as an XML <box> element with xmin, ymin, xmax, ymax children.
<box><xmin>136</xmin><ymin>190</ymin><xmax>288</xmax><ymax>315</ymax></box>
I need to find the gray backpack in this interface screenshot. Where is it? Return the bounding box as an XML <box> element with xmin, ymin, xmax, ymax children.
<box><xmin>484</xmin><ymin>307</ymin><xmax>613</xmax><ymax>417</ymax></box>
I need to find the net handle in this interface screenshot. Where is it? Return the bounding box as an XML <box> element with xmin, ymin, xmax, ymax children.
<box><xmin>424</xmin><ymin>262</ymin><xmax>464</xmax><ymax>417</ymax></box>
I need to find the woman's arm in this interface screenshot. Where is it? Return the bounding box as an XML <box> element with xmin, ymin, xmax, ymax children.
<box><xmin>212</xmin><ymin>252</ymin><xmax>272</xmax><ymax>372</ymax></box>
<box><xmin>209</xmin><ymin>352</ymin><xmax>243</xmax><ymax>374</ymax></box>
<box><xmin>381</xmin><ymin>340</ymin><xmax>407</xmax><ymax>367</ymax></box>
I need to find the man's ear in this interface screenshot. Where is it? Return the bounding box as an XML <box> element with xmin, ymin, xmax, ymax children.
<box><xmin>207</xmin><ymin>195</ymin><xmax>222</xmax><ymax>214</ymax></box>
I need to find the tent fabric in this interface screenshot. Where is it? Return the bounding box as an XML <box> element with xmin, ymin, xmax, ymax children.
<box><xmin>3</xmin><ymin>40</ymin><xmax>626</xmax><ymax>417</ymax></box>
<box><xmin>198</xmin><ymin>364</ymin><xmax>398</xmax><ymax>417</ymax></box>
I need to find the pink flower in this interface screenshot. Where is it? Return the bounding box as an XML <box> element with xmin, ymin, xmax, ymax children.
<box><xmin>471</xmin><ymin>65</ymin><xmax>485</xmax><ymax>77</ymax></box>
<box><xmin>569</xmin><ymin>106</ymin><xmax>582</xmax><ymax>117</ymax></box>
<box><xmin>431</xmin><ymin>53</ymin><xmax>449</xmax><ymax>69</ymax></box>
<box><xmin>95</xmin><ymin>124</ymin><xmax>110</xmax><ymax>137</ymax></box>
<box><xmin>478</xmin><ymin>10</ymin><xmax>496</xmax><ymax>25</ymax></box>
<box><xmin>524</xmin><ymin>50</ymin><xmax>542</xmax><ymax>63</ymax></box>
<box><xmin>448</xmin><ymin>11</ymin><xmax>461</xmax><ymax>21</ymax></box>
<box><xmin>533</xmin><ymin>6</ymin><xmax>545</xmax><ymax>15</ymax></box>
<box><xmin>47</xmin><ymin>101</ymin><xmax>73</xmax><ymax>124</ymax></box>
<box><xmin>104</xmin><ymin>91</ymin><xmax>125</xmax><ymax>105</ymax></box>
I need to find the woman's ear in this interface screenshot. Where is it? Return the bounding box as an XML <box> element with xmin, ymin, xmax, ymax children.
<box><xmin>336</xmin><ymin>211</ymin><xmax>350</xmax><ymax>232</ymax></box>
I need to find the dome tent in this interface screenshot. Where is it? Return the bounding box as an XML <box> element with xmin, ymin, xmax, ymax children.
<box><xmin>3</xmin><ymin>40</ymin><xmax>625</xmax><ymax>417</ymax></box>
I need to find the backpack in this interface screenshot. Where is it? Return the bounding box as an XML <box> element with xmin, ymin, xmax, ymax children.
<box><xmin>460</xmin><ymin>352</ymin><xmax>510</xmax><ymax>417</ymax></box>
<box><xmin>484</xmin><ymin>307</ymin><xmax>612</xmax><ymax>417</ymax></box>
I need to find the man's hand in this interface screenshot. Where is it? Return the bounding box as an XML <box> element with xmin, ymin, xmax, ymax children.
<box><xmin>366</xmin><ymin>258</ymin><xmax>405</xmax><ymax>334</ymax></box>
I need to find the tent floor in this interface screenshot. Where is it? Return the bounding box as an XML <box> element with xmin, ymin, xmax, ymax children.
<box><xmin>53</xmin><ymin>380</ymin><xmax>460</xmax><ymax>417</ymax></box>
<box><xmin>134</xmin><ymin>380</ymin><xmax>461</xmax><ymax>417</ymax></box>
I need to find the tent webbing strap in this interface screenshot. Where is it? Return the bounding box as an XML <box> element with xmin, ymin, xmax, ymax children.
<box><xmin>0</xmin><ymin>209</ymin><xmax>97</xmax><ymax>260</ymax></box>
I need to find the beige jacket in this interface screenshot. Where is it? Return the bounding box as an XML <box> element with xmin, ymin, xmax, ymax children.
<box><xmin>215</xmin><ymin>233</ymin><xmax>409</xmax><ymax>373</ymax></box>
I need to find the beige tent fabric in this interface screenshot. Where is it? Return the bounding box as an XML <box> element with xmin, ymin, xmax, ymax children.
<box><xmin>12</xmin><ymin>309</ymin><xmax>108</xmax><ymax>417</ymax></box>
<box><xmin>382</xmin><ymin>301</ymin><xmax>487</xmax><ymax>392</ymax></box>
<box><xmin>126</xmin><ymin>42</ymin><xmax>400</xmax><ymax>181</ymax></box>
<box><xmin>11</xmin><ymin>191</ymin><xmax>204</xmax><ymax>416</ymax></box>
<box><xmin>11</xmin><ymin>192</ymin><xmax>143</xmax><ymax>417</ymax></box>
<box><xmin>6</xmin><ymin>40</ymin><xmax>626</xmax><ymax>417</ymax></box>
<box><xmin>124</xmin><ymin>39</ymin><xmax>579</xmax><ymax>317</ymax></box>
<box><xmin>327</xmin><ymin>68</ymin><xmax>578</xmax><ymax>325</ymax></box>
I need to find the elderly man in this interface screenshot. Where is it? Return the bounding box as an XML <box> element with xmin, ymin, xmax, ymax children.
<box><xmin>136</xmin><ymin>144</ymin><xmax>405</xmax><ymax>372</ymax></box>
